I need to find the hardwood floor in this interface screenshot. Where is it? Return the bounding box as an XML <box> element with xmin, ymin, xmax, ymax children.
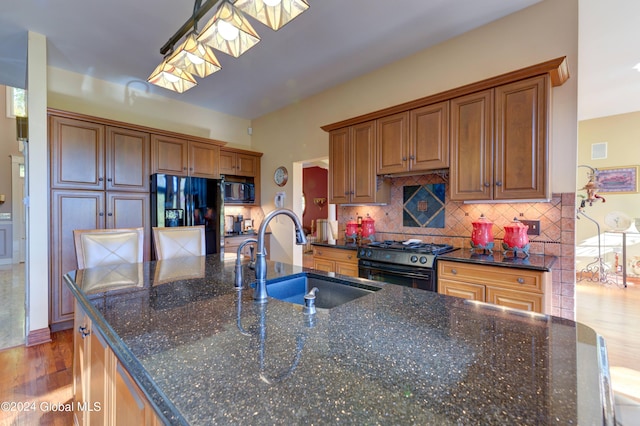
<box><xmin>0</xmin><ymin>329</ymin><xmax>73</xmax><ymax>426</ymax></box>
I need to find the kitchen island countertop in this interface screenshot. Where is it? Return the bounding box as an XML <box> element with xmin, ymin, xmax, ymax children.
<box><xmin>64</xmin><ymin>255</ymin><xmax>611</xmax><ymax>425</ymax></box>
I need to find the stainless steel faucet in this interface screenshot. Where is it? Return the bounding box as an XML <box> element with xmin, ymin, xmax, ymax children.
<box><xmin>254</xmin><ymin>208</ymin><xmax>307</xmax><ymax>302</ymax></box>
<box><xmin>234</xmin><ymin>238</ymin><xmax>257</xmax><ymax>289</ymax></box>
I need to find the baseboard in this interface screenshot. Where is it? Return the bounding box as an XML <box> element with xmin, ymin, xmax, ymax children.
<box><xmin>26</xmin><ymin>327</ymin><xmax>52</xmax><ymax>346</ymax></box>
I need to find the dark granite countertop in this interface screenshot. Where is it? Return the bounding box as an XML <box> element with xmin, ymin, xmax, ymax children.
<box><xmin>437</xmin><ymin>249</ymin><xmax>558</xmax><ymax>271</ymax></box>
<box><xmin>64</xmin><ymin>255</ymin><xmax>610</xmax><ymax>425</ymax></box>
<box><xmin>310</xmin><ymin>240</ymin><xmax>359</xmax><ymax>250</ymax></box>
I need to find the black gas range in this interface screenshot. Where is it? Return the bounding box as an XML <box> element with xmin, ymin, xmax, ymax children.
<box><xmin>357</xmin><ymin>240</ymin><xmax>456</xmax><ymax>292</ymax></box>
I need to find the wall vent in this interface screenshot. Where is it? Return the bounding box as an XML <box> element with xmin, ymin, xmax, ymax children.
<box><xmin>591</xmin><ymin>142</ymin><xmax>607</xmax><ymax>160</ymax></box>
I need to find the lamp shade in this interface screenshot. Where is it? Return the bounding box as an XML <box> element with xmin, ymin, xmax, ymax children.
<box><xmin>166</xmin><ymin>32</ymin><xmax>222</xmax><ymax>78</ymax></box>
<box><xmin>234</xmin><ymin>0</ymin><xmax>309</xmax><ymax>31</ymax></box>
<box><xmin>197</xmin><ymin>1</ymin><xmax>260</xmax><ymax>58</ymax></box>
<box><xmin>147</xmin><ymin>60</ymin><xmax>197</xmax><ymax>93</ymax></box>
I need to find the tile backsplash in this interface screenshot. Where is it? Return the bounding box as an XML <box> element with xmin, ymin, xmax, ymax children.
<box><xmin>338</xmin><ymin>174</ymin><xmax>577</xmax><ymax>320</ymax></box>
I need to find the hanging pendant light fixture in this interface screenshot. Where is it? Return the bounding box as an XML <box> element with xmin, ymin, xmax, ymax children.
<box><xmin>148</xmin><ymin>0</ymin><xmax>309</xmax><ymax>92</ymax></box>
<box><xmin>148</xmin><ymin>59</ymin><xmax>198</xmax><ymax>93</ymax></box>
<box><xmin>166</xmin><ymin>32</ymin><xmax>222</xmax><ymax>78</ymax></box>
<box><xmin>234</xmin><ymin>0</ymin><xmax>309</xmax><ymax>31</ymax></box>
<box><xmin>197</xmin><ymin>1</ymin><xmax>260</xmax><ymax>58</ymax></box>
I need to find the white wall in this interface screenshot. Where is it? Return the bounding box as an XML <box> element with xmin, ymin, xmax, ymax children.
<box><xmin>251</xmin><ymin>0</ymin><xmax>579</xmax><ymax>262</ymax></box>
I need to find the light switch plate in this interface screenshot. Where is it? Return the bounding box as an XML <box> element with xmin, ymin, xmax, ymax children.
<box><xmin>520</xmin><ymin>220</ymin><xmax>540</xmax><ymax>236</ymax></box>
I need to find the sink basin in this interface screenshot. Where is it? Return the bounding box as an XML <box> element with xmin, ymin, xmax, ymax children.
<box><xmin>265</xmin><ymin>273</ymin><xmax>381</xmax><ymax>309</ymax></box>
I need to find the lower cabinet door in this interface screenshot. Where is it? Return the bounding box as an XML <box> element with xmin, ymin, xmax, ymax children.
<box><xmin>115</xmin><ymin>363</ymin><xmax>157</xmax><ymax>426</ymax></box>
<box><xmin>335</xmin><ymin>261</ymin><xmax>359</xmax><ymax>277</ymax></box>
<box><xmin>439</xmin><ymin>280</ymin><xmax>485</xmax><ymax>301</ymax></box>
<box><xmin>486</xmin><ymin>286</ymin><xmax>543</xmax><ymax>313</ymax></box>
<box><xmin>313</xmin><ymin>258</ymin><xmax>334</xmax><ymax>273</ymax></box>
<box><xmin>89</xmin><ymin>328</ymin><xmax>110</xmax><ymax>425</ymax></box>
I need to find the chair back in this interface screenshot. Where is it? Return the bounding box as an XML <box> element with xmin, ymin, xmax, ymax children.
<box><xmin>73</xmin><ymin>227</ymin><xmax>144</xmax><ymax>269</ymax></box>
<box><xmin>152</xmin><ymin>226</ymin><xmax>206</xmax><ymax>260</ymax></box>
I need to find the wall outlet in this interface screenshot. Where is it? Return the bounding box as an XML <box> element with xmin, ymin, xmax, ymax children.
<box><xmin>520</xmin><ymin>220</ymin><xmax>541</xmax><ymax>236</ymax></box>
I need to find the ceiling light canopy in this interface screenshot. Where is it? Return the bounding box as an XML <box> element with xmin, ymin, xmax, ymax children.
<box><xmin>148</xmin><ymin>0</ymin><xmax>309</xmax><ymax>93</ymax></box>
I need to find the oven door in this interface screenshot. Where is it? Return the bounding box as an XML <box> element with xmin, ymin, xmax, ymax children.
<box><xmin>358</xmin><ymin>260</ymin><xmax>436</xmax><ymax>292</ymax></box>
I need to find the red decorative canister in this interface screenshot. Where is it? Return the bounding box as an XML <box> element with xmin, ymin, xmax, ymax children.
<box><xmin>502</xmin><ymin>217</ymin><xmax>530</xmax><ymax>257</ymax></box>
<box><xmin>361</xmin><ymin>215</ymin><xmax>376</xmax><ymax>239</ymax></box>
<box><xmin>345</xmin><ymin>220</ymin><xmax>358</xmax><ymax>239</ymax></box>
<box><xmin>471</xmin><ymin>214</ymin><xmax>494</xmax><ymax>248</ymax></box>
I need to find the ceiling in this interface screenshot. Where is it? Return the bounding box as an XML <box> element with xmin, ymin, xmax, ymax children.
<box><xmin>1</xmin><ymin>1</ymin><xmax>639</xmax><ymax>121</ymax></box>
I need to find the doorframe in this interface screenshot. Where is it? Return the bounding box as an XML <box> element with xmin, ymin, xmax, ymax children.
<box><xmin>11</xmin><ymin>154</ymin><xmax>25</xmax><ymax>263</ymax></box>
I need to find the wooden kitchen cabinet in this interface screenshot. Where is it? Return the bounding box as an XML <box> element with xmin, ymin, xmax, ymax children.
<box><xmin>437</xmin><ymin>260</ymin><xmax>551</xmax><ymax>314</ymax></box>
<box><xmin>450</xmin><ymin>75</ymin><xmax>549</xmax><ymax>201</ymax></box>
<box><xmin>329</xmin><ymin>121</ymin><xmax>390</xmax><ymax>204</ymax></box>
<box><xmin>151</xmin><ymin>134</ymin><xmax>220</xmax><ymax>179</ymax></box>
<box><xmin>219</xmin><ymin>148</ymin><xmax>260</xmax><ymax>177</ymax></box>
<box><xmin>312</xmin><ymin>246</ymin><xmax>359</xmax><ymax>277</ymax></box>
<box><xmin>50</xmin><ymin>190</ymin><xmax>150</xmax><ymax>329</ymax></box>
<box><xmin>377</xmin><ymin>102</ymin><xmax>449</xmax><ymax>175</ymax></box>
<box><xmin>50</xmin><ymin>116</ymin><xmax>150</xmax><ymax>192</ymax></box>
<box><xmin>73</xmin><ymin>302</ymin><xmax>161</xmax><ymax>425</ymax></box>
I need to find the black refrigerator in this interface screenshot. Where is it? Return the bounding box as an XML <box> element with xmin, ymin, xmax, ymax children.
<box><xmin>150</xmin><ymin>173</ymin><xmax>224</xmax><ymax>257</ymax></box>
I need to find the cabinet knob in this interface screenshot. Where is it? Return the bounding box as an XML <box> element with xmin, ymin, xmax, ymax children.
<box><xmin>347</xmin><ymin>255</ymin><xmax>352</xmax><ymax>259</ymax></box>
<box><xmin>409</xmin><ymin>155</ymin><xmax>415</xmax><ymax>160</ymax></box>
<box><xmin>350</xmin><ymin>191</ymin><xmax>354</xmax><ymax>195</ymax></box>
<box><xmin>451</xmin><ymin>268</ymin><xmax>457</xmax><ymax>274</ymax></box>
<box><xmin>98</xmin><ymin>177</ymin><xmax>103</xmax><ymax>182</ymax></box>
<box><xmin>107</xmin><ymin>213</ymin><xmax>113</xmax><ymax>216</ymax></box>
<box><xmin>107</xmin><ymin>178</ymin><xmax>112</xmax><ymax>182</ymax></box>
<box><xmin>402</xmin><ymin>156</ymin><xmax>407</xmax><ymax>161</ymax></box>
<box><xmin>99</xmin><ymin>212</ymin><xmax>104</xmax><ymax>217</ymax></box>
<box><xmin>495</xmin><ymin>181</ymin><xmax>503</xmax><ymax>187</ymax></box>
<box><xmin>78</xmin><ymin>326</ymin><xmax>90</xmax><ymax>338</ymax></box>
<box><xmin>517</xmin><ymin>277</ymin><xmax>525</xmax><ymax>284</ymax></box>
<box><xmin>484</xmin><ymin>182</ymin><xmax>491</xmax><ymax>188</ymax></box>
<box><xmin>345</xmin><ymin>192</ymin><xmax>349</xmax><ymax>196</ymax></box>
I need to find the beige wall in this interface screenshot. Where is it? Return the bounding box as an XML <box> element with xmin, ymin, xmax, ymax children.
<box><xmin>577</xmin><ymin>112</ymin><xmax>640</xmax><ymax>270</ymax></box>
<box><xmin>47</xmin><ymin>67</ymin><xmax>252</xmax><ymax>146</ymax></box>
<box><xmin>0</xmin><ymin>85</ymin><xmax>23</xmax><ymax>217</ymax></box>
<box><xmin>251</xmin><ymin>0</ymin><xmax>579</xmax><ymax>262</ymax></box>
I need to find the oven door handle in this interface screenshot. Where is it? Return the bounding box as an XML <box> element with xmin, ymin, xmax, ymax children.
<box><xmin>359</xmin><ymin>261</ymin><xmax>433</xmax><ymax>277</ymax></box>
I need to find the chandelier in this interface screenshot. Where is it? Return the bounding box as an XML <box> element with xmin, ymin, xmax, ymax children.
<box><xmin>148</xmin><ymin>0</ymin><xmax>310</xmax><ymax>93</ymax></box>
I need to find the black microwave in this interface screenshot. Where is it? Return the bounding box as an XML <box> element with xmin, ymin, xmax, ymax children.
<box><xmin>223</xmin><ymin>181</ymin><xmax>255</xmax><ymax>204</ymax></box>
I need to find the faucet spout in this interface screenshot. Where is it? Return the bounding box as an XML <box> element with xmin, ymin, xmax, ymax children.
<box><xmin>234</xmin><ymin>238</ymin><xmax>257</xmax><ymax>289</ymax></box>
<box><xmin>254</xmin><ymin>208</ymin><xmax>307</xmax><ymax>302</ymax></box>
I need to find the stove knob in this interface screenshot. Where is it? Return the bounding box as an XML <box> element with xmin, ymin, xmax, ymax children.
<box><xmin>366</xmin><ymin>250</ymin><xmax>373</xmax><ymax>258</ymax></box>
<box><xmin>410</xmin><ymin>255</ymin><xmax>418</xmax><ymax>263</ymax></box>
<box><xmin>359</xmin><ymin>248</ymin><xmax>365</xmax><ymax>257</ymax></box>
<box><xmin>419</xmin><ymin>256</ymin><xmax>428</xmax><ymax>264</ymax></box>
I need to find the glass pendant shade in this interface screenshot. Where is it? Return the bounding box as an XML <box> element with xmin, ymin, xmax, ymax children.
<box><xmin>166</xmin><ymin>32</ymin><xmax>222</xmax><ymax>78</ymax></box>
<box><xmin>234</xmin><ymin>0</ymin><xmax>309</xmax><ymax>31</ymax></box>
<box><xmin>147</xmin><ymin>59</ymin><xmax>197</xmax><ymax>93</ymax></box>
<box><xmin>197</xmin><ymin>1</ymin><xmax>260</xmax><ymax>58</ymax></box>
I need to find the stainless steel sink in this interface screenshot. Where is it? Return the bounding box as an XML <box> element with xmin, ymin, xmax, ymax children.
<box><xmin>265</xmin><ymin>273</ymin><xmax>381</xmax><ymax>309</ymax></box>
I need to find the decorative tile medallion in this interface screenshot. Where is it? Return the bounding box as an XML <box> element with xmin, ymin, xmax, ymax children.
<box><xmin>403</xmin><ymin>183</ymin><xmax>445</xmax><ymax>228</ymax></box>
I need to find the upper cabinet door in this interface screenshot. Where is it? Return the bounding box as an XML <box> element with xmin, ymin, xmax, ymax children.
<box><xmin>50</xmin><ymin>116</ymin><xmax>105</xmax><ymax>190</ymax></box>
<box><xmin>450</xmin><ymin>90</ymin><xmax>494</xmax><ymax>201</ymax></box>
<box><xmin>151</xmin><ymin>135</ymin><xmax>189</xmax><ymax>176</ymax></box>
<box><xmin>106</xmin><ymin>127</ymin><xmax>150</xmax><ymax>192</ymax></box>
<box><xmin>351</xmin><ymin>121</ymin><xmax>378</xmax><ymax>204</ymax></box>
<box><xmin>410</xmin><ymin>101</ymin><xmax>449</xmax><ymax>171</ymax></box>
<box><xmin>494</xmin><ymin>76</ymin><xmax>549</xmax><ymax>200</ymax></box>
<box><xmin>376</xmin><ymin>112</ymin><xmax>409</xmax><ymax>175</ymax></box>
<box><xmin>189</xmin><ymin>141</ymin><xmax>220</xmax><ymax>179</ymax></box>
<box><xmin>328</xmin><ymin>128</ymin><xmax>351</xmax><ymax>204</ymax></box>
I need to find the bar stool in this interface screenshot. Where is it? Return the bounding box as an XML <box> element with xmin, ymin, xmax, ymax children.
<box><xmin>73</xmin><ymin>227</ymin><xmax>144</xmax><ymax>269</ymax></box>
<box><xmin>152</xmin><ymin>226</ymin><xmax>206</xmax><ymax>260</ymax></box>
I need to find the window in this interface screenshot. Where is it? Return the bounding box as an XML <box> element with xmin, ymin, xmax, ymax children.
<box><xmin>6</xmin><ymin>86</ymin><xmax>27</xmax><ymax>118</ymax></box>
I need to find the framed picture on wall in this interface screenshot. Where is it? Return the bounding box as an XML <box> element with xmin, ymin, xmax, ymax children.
<box><xmin>596</xmin><ymin>166</ymin><xmax>639</xmax><ymax>194</ymax></box>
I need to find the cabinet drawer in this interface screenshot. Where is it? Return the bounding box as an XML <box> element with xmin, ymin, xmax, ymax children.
<box><xmin>486</xmin><ymin>286</ymin><xmax>543</xmax><ymax>313</ymax></box>
<box><xmin>312</xmin><ymin>246</ymin><xmax>357</xmax><ymax>263</ymax></box>
<box><xmin>438</xmin><ymin>261</ymin><xmax>544</xmax><ymax>293</ymax></box>
<box><xmin>313</xmin><ymin>259</ymin><xmax>335</xmax><ymax>273</ymax></box>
